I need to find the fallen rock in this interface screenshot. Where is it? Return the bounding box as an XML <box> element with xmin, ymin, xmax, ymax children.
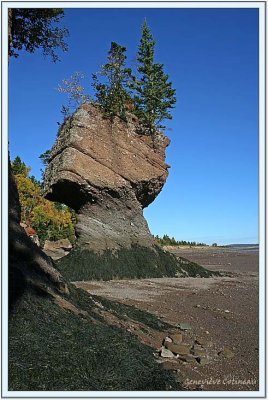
<box><xmin>43</xmin><ymin>239</ymin><xmax>73</xmax><ymax>260</ymax></box>
<box><xmin>178</xmin><ymin>354</ymin><xmax>197</xmax><ymax>364</ymax></box>
<box><xmin>44</xmin><ymin>238</ymin><xmax>73</xmax><ymax>251</ymax></box>
<box><xmin>160</xmin><ymin>347</ymin><xmax>175</xmax><ymax>358</ymax></box>
<box><xmin>170</xmin><ymin>333</ymin><xmax>183</xmax><ymax>344</ymax></box>
<box><xmin>164</xmin><ymin>336</ymin><xmax>173</xmax><ymax>343</ymax></box>
<box><xmin>190</xmin><ymin>347</ymin><xmax>207</xmax><ymax>357</ymax></box>
<box><xmin>166</xmin><ymin>343</ymin><xmax>191</xmax><ymax>355</ymax></box>
<box><xmin>195</xmin><ymin>338</ymin><xmax>213</xmax><ymax>348</ymax></box>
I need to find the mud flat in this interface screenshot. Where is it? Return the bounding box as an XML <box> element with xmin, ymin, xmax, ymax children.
<box><xmin>75</xmin><ymin>247</ymin><xmax>259</xmax><ymax>391</ymax></box>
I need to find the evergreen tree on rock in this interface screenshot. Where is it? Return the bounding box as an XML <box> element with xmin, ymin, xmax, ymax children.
<box><xmin>133</xmin><ymin>20</ymin><xmax>176</xmax><ymax>133</ymax></box>
<box><xmin>92</xmin><ymin>42</ymin><xmax>133</xmax><ymax>121</ymax></box>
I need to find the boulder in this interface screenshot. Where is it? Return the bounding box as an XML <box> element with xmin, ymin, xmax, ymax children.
<box><xmin>43</xmin><ymin>239</ymin><xmax>73</xmax><ymax>260</ymax></box>
<box><xmin>160</xmin><ymin>347</ymin><xmax>175</xmax><ymax>359</ymax></box>
<box><xmin>169</xmin><ymin>333</ymin><xmax>183</xmax><ymax>344</ymax></box>
<box><xmin>166</xmin><ymin>343</ymin><xmax>191</xmax><ymax>355</ymax></box>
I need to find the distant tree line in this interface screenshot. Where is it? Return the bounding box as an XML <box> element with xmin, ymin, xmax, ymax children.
<box><xmin>154</xmin><ymin>234</ymin><xmax>208</xmax><ymax>247</ymax></box>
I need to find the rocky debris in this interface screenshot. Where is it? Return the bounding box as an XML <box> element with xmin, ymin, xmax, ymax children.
<box><xmin>160</xmin><ymin>347</ymin><xmax>175</xmax><ymax>358</ymax></box>
<box><xmin>179</xmin><ymin>355</ymin><xmax>196</xmax><ymax>364</ymax></box>
<box><xmin>190</xmin><ymin>344</ymin><xmax>207</xmax><ymax>357</ymax></box>
<box><xmin>43</xmin><ymin>239</ymin><xmax>73</xmax><ymax>260</ymax></box>
<box><xmin>43</xmin><ymin>104</ymin><xmax>170</xmax><ymax>252</ymax></box>
<box><xmin>163</xmin><ymin>336</ymin><xmax>173</xmax><ymax>344</ymax></box>
<box><xmin>166</xmin><ymin>343</ymin><xmax>191</xmax><ymax>355</ymax></box>
<box><xmin>158</xmin><ymin>324</ymin><xmax>227</xmax><ymax>369</ymax></box>
<box><xmin>169</xmin><ymin>333</ymin><xmax>183</xmax><ymax>344</ymax></box>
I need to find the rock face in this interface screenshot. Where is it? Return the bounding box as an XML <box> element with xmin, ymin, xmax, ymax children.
<box><xmin>44</xmin><ymin>104</ymin><xmax>170</xmax><ymax>251</ymax></box>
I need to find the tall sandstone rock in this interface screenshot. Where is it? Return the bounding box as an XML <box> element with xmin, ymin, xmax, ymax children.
<box><xmin>44</xmin><ymin>104</ymin><xmax>170</xmax><ymax>251</ymax></box>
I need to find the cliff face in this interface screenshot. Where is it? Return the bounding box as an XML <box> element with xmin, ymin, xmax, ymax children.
<box><xmin>44</xmin><ymin>104</ymin><xmax>170</xmax><ymax>251</ymax></box>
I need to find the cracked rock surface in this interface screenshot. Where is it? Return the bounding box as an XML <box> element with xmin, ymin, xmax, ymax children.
<box><xmin>44</xmin><ymin>104</ymin><xmax>170</xmax><ymax>251</ymax></box>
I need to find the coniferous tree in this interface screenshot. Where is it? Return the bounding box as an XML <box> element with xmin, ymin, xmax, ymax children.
<box><xmin>11</xmin><ymin>156</ymin><xmax>31</xmax><ymax>176</ymax></box>
<box><xmin>92</xmin><ymin>42</ymin><xmax>133</xmax><ymax>120</ymax></box>
<box><xmin>9</xmin><ymin>9</ymin><xmax>68</xmax><ymax>61</ymax></box>
<box><xmin>133</xmin><ymin>20</ymin><xmax>176</xmax><ymax>133</ymax></box>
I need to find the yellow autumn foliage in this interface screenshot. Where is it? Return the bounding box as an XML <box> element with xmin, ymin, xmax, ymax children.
<box><xmin>14</xmin><ymin>171</ymin><xmax>76</xmax><ymax>245</ymax></box>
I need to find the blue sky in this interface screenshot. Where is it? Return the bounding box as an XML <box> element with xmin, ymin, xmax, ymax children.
<box><xmin>9</xmin><ymin>7</ymin><xmax>259</xmax><ymax>245</ymax></box>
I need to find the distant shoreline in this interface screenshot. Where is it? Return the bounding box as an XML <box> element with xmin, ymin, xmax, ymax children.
<box><xmin>162</xmin><ymin>244</ymin><xmax>259</xmax><ymax>252</ymax></box>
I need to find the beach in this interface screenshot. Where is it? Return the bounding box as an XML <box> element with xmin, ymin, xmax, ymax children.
<box><xmin>75</xmin><ymin>246</ymin><xmax>259</xmax><ymax>391</ymax></box>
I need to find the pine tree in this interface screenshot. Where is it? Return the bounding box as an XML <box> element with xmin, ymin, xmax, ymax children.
<box><xmin>92</xmin><ymin>42</ymin><xmax>133</xmax><ymax>120</ymax></box>
<box><xmin>9</xmin><ymin>9</ymin><xmax>68</xmax><ymax>62</ymax></box>
<box><xmin>11</xmin><ymin>156</ymin><xmax>31</xmax><ymax>176</ymax></box>
<box><xmin>133</xmin><ymin>20</ymin><xmax>176</xmax><ymax>133</ymax></box>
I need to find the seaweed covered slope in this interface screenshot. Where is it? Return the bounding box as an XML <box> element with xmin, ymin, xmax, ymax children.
<box><xmin>9</xmin><ymin>284</ymin><xmax>181</xmax><ymax>391</ymax></box>
<box><xmin>56</xmin><ymin>245</ymin><xmax>219</xmax><ymax>281</ymax></box>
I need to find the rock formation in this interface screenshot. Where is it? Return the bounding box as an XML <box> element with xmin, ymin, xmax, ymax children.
<box><xmin>43</xmin><ymin>104</ymin><xmax>218</xmax><ymax>281</ymax></box>
<box><xmin>44</xmin><ymin>103</ymin><xmax>170</xmax><ymax>252</ymax></box>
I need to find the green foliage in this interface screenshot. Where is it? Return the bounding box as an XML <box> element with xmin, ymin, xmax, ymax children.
<box><xmin>132</xmin><ymin>20</ymin><xmax>176</xmax><ymax>132</ymax></box>
<box><xmin>155</xmin><ymin>234</ymin><xmax>208</xmax><ymax>247</ymax></box>
<box><xmin>39</xmin><ymin>149</ymin><xmax>52</xmax><ymax>183</ymax></box>
<box><xmin>9</xmin><ymin>8</ymin><xmax>68</xmax><ymax>61</ymax></box>
<box><xmin>31</xmin><ymin>202</ymin><xmax>76</xmax><ymax>245</ymax></box>
<box><xmin>57</xmin><ymin>244</ymin><xmax>217</xmax><ymax>281</ymax></box>
<box><xmin>212</xmin><ymin>243</ymin><xmax>218</xmax><ymax>247</ymax></box>
<box><xmin>9</xmin><ymin>286</ymin><xmax>181</xmax><ymax>390</ymax></box>
<box><xmin>39</xmin><ymin>149</ymin><xmax>51</xmax><ymax>167</ymax></box>
<box><xmin>11</xmin><ymin>156</ymin><xmax>31</xmax><ymax>176</ymax></box>
<box><xmin>92</xmin><ymin>42</ymin><xmax>134</xmax><ymax>120</ymax></box>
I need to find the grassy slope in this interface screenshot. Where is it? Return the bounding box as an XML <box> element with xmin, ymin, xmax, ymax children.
<box><xmin>56</xmin><ymin>245</ymin><xmax>218</xmax><ymax>281</ymax></box>
<box><xmin>9</xmin><ymin>284</ymin><xmax>181</xmax><ymax>391</ymax></box>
